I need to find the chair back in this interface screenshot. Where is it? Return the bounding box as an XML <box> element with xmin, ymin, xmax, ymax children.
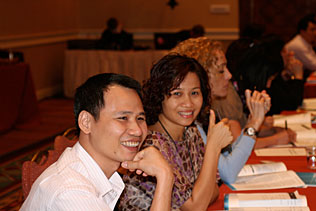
<box><xmin>21</xmin><ymin>129</ymin><xmax>78</xmax><ymax>199</ymax></box>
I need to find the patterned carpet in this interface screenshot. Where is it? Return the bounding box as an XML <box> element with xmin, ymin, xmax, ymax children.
<box><xmin>0</xmin><ymin>137</ymin><xmax>57</xmax><ymax>210</ymax></box>
<box><xmin>0</xmin><ymin>97</ymin><xmax>74</xmax><ymax>210</ymax></box>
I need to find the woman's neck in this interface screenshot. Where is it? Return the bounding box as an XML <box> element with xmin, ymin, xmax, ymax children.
<box><xmin>150</xmin><ymin>116</ymin><xmax>185</xmax><ymax>141</ymax></box>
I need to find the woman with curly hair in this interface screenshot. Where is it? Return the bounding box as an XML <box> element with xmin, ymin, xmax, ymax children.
<box><xmin>119</xmin><ymin>54</ymin><xmax>266</xmax><ymax>210</ymax></box>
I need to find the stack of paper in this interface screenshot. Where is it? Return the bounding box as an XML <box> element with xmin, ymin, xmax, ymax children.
<box><xmin>227</xmin><ymin>162</ymin><xmax>306</xmax><ymax>191</ymax></box>
<box><xmin>273</xmin><ymin>113</ymin><xmax>316</xmax><ymax>146</ymax></box>
<box><xmin>224</xmin><ymin>191</ymin><xmax>310</xmax><ymax>211</ymax></box>
<box><xmin>301</xmin><ymin>98</ymin><xmax>316</xmax><ymax>111</ymax></box>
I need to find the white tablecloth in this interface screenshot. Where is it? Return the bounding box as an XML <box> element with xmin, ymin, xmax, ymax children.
<box><xmin>64</xmin><ymin>50</ymin><xmax>167</xmax><ymax>97</ymax></box>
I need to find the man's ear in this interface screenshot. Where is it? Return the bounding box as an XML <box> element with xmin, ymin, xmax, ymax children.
<box><xmin>78</xmin><ymin>111</ymin><xmax>92</xmax><ymax>134</ymax></box>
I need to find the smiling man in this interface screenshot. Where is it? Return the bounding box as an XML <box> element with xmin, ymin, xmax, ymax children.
<box><xmin>21</xmin><ymin>73</ymin><xmax>173</xmax><ymax>211</ymax></box>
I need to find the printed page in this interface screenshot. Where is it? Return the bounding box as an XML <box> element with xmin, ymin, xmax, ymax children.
<box><xmin>229</xmin><ymin>170</ymin><xmax>306</xmax><ymax>191</ymax></box>
<box><xmin>273</xmin><ymin>113</ymin><xmax>316</xmax><ymax>146</ymax></box>
<box><xmin>237</xmin><ymin>162</ymin><xmax>287</xmax><ymax>177</ymax></box>
<box><xmin>226</xmin><ymin>191</ymin><xmax>307</xmax><ymax>208</ymax></box>
<box><xmin>273</xmin><ymin>113</ymin><xmax>312</xmax><ymax>127</ymax></box>
<box><xmin>255</xmin><ymin>148</ymin><xmax>307</xmax><ymax>156</ymax></box>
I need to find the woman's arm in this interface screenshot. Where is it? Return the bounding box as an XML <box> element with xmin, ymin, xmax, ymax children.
<box><xmin>218</xmin><ymin>90</ymin><xmax>267</xmax><ymax>183</ymax></box>
<box><xmin>121</xmin><ymin>146</ymin><xmax>174</xmax><ymax>211</ymax></box>
<box><xmin>181</xmin><ymin>111</ymin><xmax>233</xmax><ymax>211</ymax></box>
<box><xmin>254</xmin><ymin>128</ymin><xmax>296</xmax><ymax>149</ymax></box>
<box><xmin>218</xmin><ymin>133</ymin><xmax>255</xmax><ymax>183</ymax></box>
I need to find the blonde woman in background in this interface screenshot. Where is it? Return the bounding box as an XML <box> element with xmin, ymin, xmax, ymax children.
<box><xmin>170</xmin><ymin>37</ymin><xmax>271</xmax><ymax>183</ymax></box>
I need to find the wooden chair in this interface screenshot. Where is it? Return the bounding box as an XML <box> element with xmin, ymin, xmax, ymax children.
<box><xmin>21</xmin><ymin>127</ymin><xmax>78</xmax><ymax>199</ymax></box>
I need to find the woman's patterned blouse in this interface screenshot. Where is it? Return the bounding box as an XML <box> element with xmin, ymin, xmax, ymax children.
<box><xmin>118</xmin><ymin>126</ymin><xmax>205</xmax><ymax>210</ymax></box>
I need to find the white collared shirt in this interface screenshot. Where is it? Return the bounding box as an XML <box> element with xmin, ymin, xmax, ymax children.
<box><xmin>21</xmin><ymin>142</ymin><xmax>125</xmax><ymax>211</ymax></box>
<box><xmin>286</xmin><ymin>34</ymin><xmax>316</xmax><ymax>71</ymax></box>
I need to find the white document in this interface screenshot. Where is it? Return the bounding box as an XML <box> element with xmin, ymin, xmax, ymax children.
<box><xmin>255</xmin><ymin>147</ymin><xmax>307</xmax><ymax>156</ymax></box>
<box><xmin>273</xmin><ymin>113</ymin><xmax>312</xmax><ymax>128</ymax></box>
<box><xmin>301</xmin><ymin>98</ymin><xmax>316</xmax><ymax>110</ymax></box>
<box><xmin>225</xmin><ymin>191</ymin><xmax>309</xmax><ymax>211</ymax></box>
<box><xmin>238</xmin><ymin>162</ymin><xmax>287</xmax><ymax>177</ymax></box>
<box><xmin>273</xmin><ymin>113</ymin><xmax>316</xmax><ymax>147</ymax></box>
<box><xmin>228</xmin><ymin>162</ymin><xmax>306</xmax><ymax>190</ymax></box>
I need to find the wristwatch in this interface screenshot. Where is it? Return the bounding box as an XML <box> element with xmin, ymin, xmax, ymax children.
<box><xmin>244</xmin><ymin>127</ymin><xmax>258</xmax><ymax>137</ymax></box>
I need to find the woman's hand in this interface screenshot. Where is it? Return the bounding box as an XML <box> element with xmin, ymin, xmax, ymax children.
<box><xmin>245</xmin><ymin>89</ymin><xmax>268</xmax><ymax>131</ymax></box>
<box><xmin>282</xmin><ymin>50</ymin><xmax>303</xmax><ymax>80</ymax></box>
<box><xmin>206</xmin><ymin>110</ymin><xmax>233</xmax><ymax>150</ymax></box>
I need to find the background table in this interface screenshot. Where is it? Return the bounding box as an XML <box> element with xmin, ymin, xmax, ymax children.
<box><xmin>0</xmin><ymin>62</ymin><xmax>39</xmax><ymax>133</ymax></box>
<box><xmin>64</xmin><ymin>50</ymin><xmax>167</xmax><ymax>98</ymax></box>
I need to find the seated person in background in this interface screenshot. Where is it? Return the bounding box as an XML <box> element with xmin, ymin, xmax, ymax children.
<box><xmin>286</xmin><ymin>13</ymin><xmax>316</xmax><ymax>76</ymax></box>
<box><xmin>226</xmin><ymin>35</ymin><xmax>302</xmax><ymax>148</ymax></box>
<box><xmin>119</xmin><ymin>54</ymin><xmax>233</xmax><ymax>210</ymax></box>
<box><xmin>98</xmin><ymin>17</ymin><xmax>133</xmax><ymax>50</ymax></box>
<box><xmin>170</xmin><ymin>37</ymin><xmax>269</xmax><ymax>183</ymax></box>
<box><xmin>190</xmin><ymin>24</ymin><xmax>205</xmax><ymax>38</ymax></box>
<box><xmin>21</xmin><ymin>73</ymin><xmax>173</xmax><ymax>211</ymax></box>
<box><xmin>177</xmin><ymin>24</ymin><xmax>205</xmax><ymax>42</ymax></box>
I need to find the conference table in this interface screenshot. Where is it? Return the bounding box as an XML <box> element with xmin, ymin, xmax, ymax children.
<box><xmin>304</xmin><ymin>72</ymin><xmax>316</xmax><ymax>98</ymax></box>
<box><xmin>0</xmin><ymin>62</ymin><xmax>39</xmax><ymax>134</ymax></box>
<box><xmin>64</xmin><ymin>50</ymin><xmax>168</xmax><ymax>98</ymax></box>
<box><xmin>208</xmin><ymin>119</ymin><xmax>316</xmax><ymax>210</ymax></box>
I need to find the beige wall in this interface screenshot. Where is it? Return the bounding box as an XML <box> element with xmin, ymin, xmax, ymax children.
<box><xmin>1</xmin><ymin>0</ymin><xmax>238</xmax><ymax>100</ymax></box>
<box><xmin>0</xmin><ymin>1</ymin><xmax>79</xmax><ymax>36</ymax></box>
<box><xmin>0</xmin><ymin>0</ymin><xmax>79</xmax><ymax>100</ymax></box>
<box><xmin>78</xmin><ymin>0</ymin><xmax>238</xmax><ymax>30</ymax></box>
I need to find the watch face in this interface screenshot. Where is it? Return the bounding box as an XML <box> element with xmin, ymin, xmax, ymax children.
<box><xmin>247</xmin><ymin>127</ymin><xmax>256</xmax><ymax>136</ymax></box>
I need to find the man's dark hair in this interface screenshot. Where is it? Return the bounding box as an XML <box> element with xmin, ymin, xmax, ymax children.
<box><xmin>74</xmin><ymin>73</ymin><xmax>142</xmax><ymax>132</ymax></box>
<box><xmin>297</xmin><ymin>13</ymin><xmax>316</xmax><ymax>33</ymax></box>
<box><xmin>107</xmin><ymin>17</ymin><xmax>118</xmax><ymax>31</ymax></box>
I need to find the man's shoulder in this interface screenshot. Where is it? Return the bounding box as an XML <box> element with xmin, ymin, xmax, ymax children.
<box><xmin>21</xmin><ymin>159</ymin><xmax>97</xmax><ymax>210</ymax></box>
<box><xmin>286</xmin><ymin>35</ymin><xmax>301</xmax><ymax>47</ymax></box>
<box><xmin>31</xmin><ymin>146</ymin><xmax>97</xmax><ymax>196</ymax></box>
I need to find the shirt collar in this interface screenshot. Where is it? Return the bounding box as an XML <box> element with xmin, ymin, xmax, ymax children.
<box><xmin>74</xmin><ymin>142</ymin><xmax>125</xmax><ymax>198</ymax></box>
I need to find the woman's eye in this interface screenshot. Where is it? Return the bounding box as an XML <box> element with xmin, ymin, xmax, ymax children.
<box><xmin>172</xmin><ymin>92</ymin><xmax>181</xmax><ymax>96</ymax></box>
<box><xmin>218</xmin><ymin>70</ymin><xmax>225</xmax><ymax>74</ymax></box>
<box><xmin>192</xmin><ymin>91</ymin><xmax>200</xmax><ymax>95</ymax></box>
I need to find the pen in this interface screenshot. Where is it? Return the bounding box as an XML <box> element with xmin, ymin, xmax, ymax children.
<box><xmin>301</xmin><ymin>124</ymin><xmax>312</xmax><ymax>130</ymax></box>
<box><xmin>285</xmin><ymin>120</ymin><xmax>288</xmax><ymax>130</ymax></box>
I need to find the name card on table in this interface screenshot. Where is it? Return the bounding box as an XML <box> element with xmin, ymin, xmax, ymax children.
<box><xmin>255</xmin><ymin>147</ymin><xmax>307</xmax><ymax>156</ymax></box>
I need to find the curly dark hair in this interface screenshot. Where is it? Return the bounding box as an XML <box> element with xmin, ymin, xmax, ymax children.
<box><xmin>142</xmin><ymin>54</ymin><xmax>211</xmax><ymax>126</ymax></box>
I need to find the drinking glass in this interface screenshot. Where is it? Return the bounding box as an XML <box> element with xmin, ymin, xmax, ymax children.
<box><xmin>306</xmin><ymin>146</ymin><xmax>316</xmax><ymax>169</ymax></box>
